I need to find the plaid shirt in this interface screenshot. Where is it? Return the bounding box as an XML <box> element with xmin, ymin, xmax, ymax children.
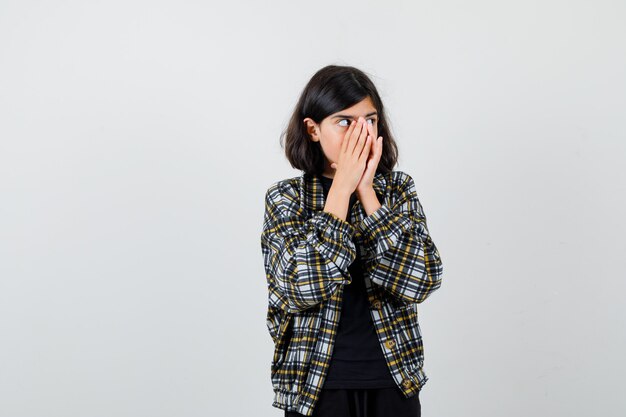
<box><xmin>260</xmin><ymin>170</ymin><xmax>443</xmax><ymax>416</ymax></box>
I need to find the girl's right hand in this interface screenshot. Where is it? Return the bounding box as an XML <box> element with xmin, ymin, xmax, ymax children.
<box><xmin>331</xmin><ymin>117</ymin><xmax>372</xmax><ymax>194</ymax></box>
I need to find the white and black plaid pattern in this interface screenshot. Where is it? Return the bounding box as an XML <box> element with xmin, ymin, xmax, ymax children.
<box><xmin>261</xmin><ymin>170</ymin><xmax>443</xmax><ymax>416</ymax></box>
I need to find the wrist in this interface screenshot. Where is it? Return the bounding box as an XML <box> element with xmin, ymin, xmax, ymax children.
<box><xmin>356</xmin><ymin>186</ymin><xmax>381</xmax><ymax>217</ymax></box>
<box><xmin>329</xmin><ymin>183</ymin><xmax>353</xmax><ymax>198</ymax></box>
<box><xmin>356</xmin><ymin>184</ymin><xmax>375</xmax><ymax>198</ymax></box>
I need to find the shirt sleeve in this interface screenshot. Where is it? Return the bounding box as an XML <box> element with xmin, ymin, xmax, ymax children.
<box><xmin>354</xmin><ymin>172</ymin><xmax>443</xmax><ymax>305</ymax></box>
<box><xmin>261</xmin><ymin>182</ymin><xmax>357</xmax><ymax>313</ymax></box>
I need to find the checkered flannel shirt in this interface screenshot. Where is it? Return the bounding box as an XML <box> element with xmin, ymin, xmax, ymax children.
<box><xmin>260</xmin><ymin>170</ymin><xmax>443</xmax><ymax>416</ymax></box>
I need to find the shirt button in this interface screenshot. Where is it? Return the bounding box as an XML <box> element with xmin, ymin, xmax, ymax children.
<box><xmin>385</xmin><ymin>339</ymin><xmax>396</xmax><ymax>349</ymax></box>
<box><xmin>372</xmin><ymin>300</ymin><xmax>382</xmax><ymax>309</ymax></box>
<box><xmin>402</xmin><ymin>378</ymin><xmax>412</xmax><ymax>388</ymax></box>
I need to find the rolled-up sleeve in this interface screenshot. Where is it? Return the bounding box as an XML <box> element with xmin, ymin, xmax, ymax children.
<box><xmin>355</xmin><ymin>173</ymin><xmax>443</xmax><ymax>304</ymax></box>
<box><xmin>261</xmin><ymin>183</ymin><xmax>356</xmax><ymax>314</ymax></box>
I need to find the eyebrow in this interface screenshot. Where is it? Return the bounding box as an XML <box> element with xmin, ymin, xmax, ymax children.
<box><xmin>332</xmin><ymin>111</ymin><xmax>378</xmax><ymax>119</ymax></box>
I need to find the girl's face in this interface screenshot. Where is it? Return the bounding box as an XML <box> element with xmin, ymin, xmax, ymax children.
<box><xmin>304</xmin><ymin>96</ymin><xmax>379</xmax><ymax>178</ymax></box>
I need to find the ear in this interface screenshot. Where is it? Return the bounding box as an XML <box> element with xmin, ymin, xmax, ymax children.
<box><xmin>303</xmin><ymin>118</ymin><xmax>320</xmax><ymax>142</ymax></box>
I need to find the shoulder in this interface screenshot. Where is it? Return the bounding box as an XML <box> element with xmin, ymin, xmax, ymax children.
<box><xmin>385</xmin><ymin>170</ymin><xmax>422</xmax><ymax>211</ymax></box>
<box><xmin>264</xmin><ymin>174</ymin><xmax>301</xmax><ymax>200</ymax></box>
<box><xmin>263</xmin><ymin>174</ymin><xmax>302</xmax><ymax>213</ymax></box>
<box><xmin>389</xmin><ymin>170</ymin><xmax>412</xmax><ymax>182</ymax></box>
<box><xmin>387</xmin><ymin>170</ymin><xmax>416</xmax><ymax>193</ymax></box>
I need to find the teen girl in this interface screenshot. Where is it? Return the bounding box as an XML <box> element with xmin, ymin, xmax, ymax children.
<box><xmin>261</xmin><ymin>65</ymin><xmax>444</xmax><ymax>417</ymax></box>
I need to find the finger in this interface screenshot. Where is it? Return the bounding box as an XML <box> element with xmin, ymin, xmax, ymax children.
<box><xmin>366</xmin><ymin>136</ymin><xmax>379</xmax><ymax>163</ymax></box>
<box><xmin>368</xmin><ymin>135</ymin><xmax>376</xmax><ymax>158</ymax></box>
<box><xmin>347</xmin><ymin>119</ymin><xmax>363</xmax><ymax>154</ymax></box>
<box><xmin>362</xmin><ymin>124</ymin><xmax>375</xmax><ymax>160</ymax></box>
<box><xmin>351</xmin><ymin>117</ymin><xmax>366</xmax><ymax>155</ymax></box>
<box><xmin>341</xmin><ymin>119</ymin><xmax>357</xmax><ymax>154</ymax></box>
<box><xmin>369</xmin><ymin>124</ymin><xmax>380</xmax><ymax>158</ymax></box>
<box><xmin>366</xmin><ymin>125</ymin><xmax>377</xmax><ymax>156</ymax></box>
<box><xmin>348</xmin><ymin>118</ymin><xmax>365</xmax><ymax>155</ymax></box>
<box><xmin>365</xmin><ymin>119</ymin><xmax>374</xmax><ymax>139</ymax></box>
<box><xmin>354</xmin><ymin>118</ymin><xmax>369</xmax><ymax>157</ymax></box>
<box><xmin>359</xmin><ymin>135</ymin><xmax>372</xmax><ymax>161</ymax></box>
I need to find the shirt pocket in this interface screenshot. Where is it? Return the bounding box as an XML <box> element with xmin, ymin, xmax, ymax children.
<box><xmin>270</xmin><ymin>313</ymin><xmax>293</xmax><ymax>377</ymax></box>
<box><xmin>272</xmin><ymin>306</ymin><xmax>322</xmax><ymax>378</ymax></box>
<box><xmin>287</xmin><ymin>307</ymin><xmax>323</xmax><ymax>375</ymax></box>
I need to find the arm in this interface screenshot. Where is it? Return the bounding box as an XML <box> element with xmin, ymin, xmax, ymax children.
<box><xmin>261</xmin><ymin>182</ymin><xmax>357</xmax><ymax>314</ymax></box>
<box><xmin>355</xmin><ymin>172</ymin><xmax>443</xmax><ymax>304</ymax></box>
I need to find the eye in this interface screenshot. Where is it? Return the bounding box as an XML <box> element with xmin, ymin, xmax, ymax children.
<box><xmin>338</xmin><ymin>119</ymin><xmax>351</xmax><ymax>127</ymax></box>
<box><xmin>338</xmin><ymin>118</ymin><xmax>377</xmax><ymax>127</ymax></box>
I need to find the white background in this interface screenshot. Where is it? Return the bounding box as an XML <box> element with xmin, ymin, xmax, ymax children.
<box><xmin>1</xmin><ymin>1</ymin><xmax>624</xmax><ymax>416</ymax></box>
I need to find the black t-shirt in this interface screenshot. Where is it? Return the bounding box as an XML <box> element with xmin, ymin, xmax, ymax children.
<box><xmin>318</xmin><ymin>174</ymin><xmax>397</xmax><ymax>389</ymax></box>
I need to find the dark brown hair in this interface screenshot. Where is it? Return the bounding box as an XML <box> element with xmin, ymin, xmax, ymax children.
<box><xmin>280</xmin><ymin>65</ymin><xmax>399</xmax><ymax>177</ymax></box>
